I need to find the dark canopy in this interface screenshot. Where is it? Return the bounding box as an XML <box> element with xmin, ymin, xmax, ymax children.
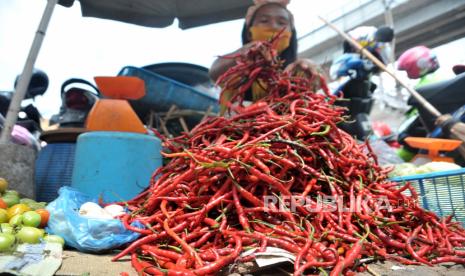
<box><xmin>59</xmin><ymin>0</ymin><xmax>253</xmax><ymax>29</ymax></box>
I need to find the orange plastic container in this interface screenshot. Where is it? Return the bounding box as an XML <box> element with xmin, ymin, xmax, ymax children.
<box><xmin>405</xmin><ymin>137</ymin><xmax>462</xmax><ymax>162</ymax></box>
<box><xmin>94</xmin><ymin>76</ymin><xmax>145</xmax><ymax>99</ymax></box>
<box><xmin>85</xmin><ymin>76</ymin><xmax>146</xmax><ymax>133</ymax></box>
<box><xmin>86</xmin><ymin>99</ymin><xmax>146</xmax><ymax>133</ymax></box>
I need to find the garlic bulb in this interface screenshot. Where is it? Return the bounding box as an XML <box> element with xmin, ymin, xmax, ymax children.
<box><xmin>103</xmin><ymin>204</ymin><xmax>125</xmax><ymax>218</ymax></box>
<box><xmin>79</xmin><ymin>202</ymin><xmax>113</xmax><ymax>219</ymax></box>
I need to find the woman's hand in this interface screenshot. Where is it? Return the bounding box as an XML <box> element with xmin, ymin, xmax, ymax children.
<box><xmin>285</xmin><ymin>59</ymin><xmax>328</xmax><ymax>92</ymax></box>
<box><xmin>285</xmin><ymin>58</ymin><xmax>320</xmax><ymax>77</ymax></box>
<box><xmin>209</xmin><ymin>42</ymin><xmax>259</xmax><ymax>82</ymax></box>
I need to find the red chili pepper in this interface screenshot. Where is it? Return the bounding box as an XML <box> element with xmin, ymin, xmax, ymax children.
<box><xmin>234</xmin><ymin>182</ymin><xmax>263</xmax><ymax>206</ymax></box>
<box><xmin>131</xmin><ymin>253</ymin><xmax>165</xmax><ymax>275</ymax></box>
<box><xmin>329</xmin><ymin>256</ymin><xmax>345</xmax><ymax>276</ymax></box>
<box><xmin>193</xmin><ymin>234</ymin><xmax>242</xmax><ymax>275</ymax></box>
<box><xmin>232</xmin><ymin>185</ymin><xmax>250</xmax><ymax>232</ymax></box>
<box><xmin>312</xmin><ymin>242</ymin><xmax>337</xmax><ymax>262</ymax></box>
<box><xmin>343</xmin><ymin>229</ymin><xmax>369</xmax><ymax>269</ymax></box>
<box><xmin>248</xmin><ymin>166</ymin><xmax>290</xmax><ymax>195</ymax></box>
<box><xmin>406</xmin><ymin>225</ymin><xmax>433</xmax><ymax>266</ymax></box>
<box><xmin>140</xmin><ymin>245</ymin><xmax>182</xmax><ymax>261</ymax></box>
<box><xmin>432</xmin><ymin>256</ymin><xmax>465</xmax><ymax>264</ymax></box>
<box><xmin>112</xmin><ymin>222</ymin><xmax>189</xmax><ymax>261</ymax></box>
<box><xmin>189</xmin><ymin>231</ymin><xmax>214</xmax><ymax>248</ymax></box>
<box><xmin>160</xmin><ymin>201</ymin><xmax>203</xmax><ymax>268</ymax></box>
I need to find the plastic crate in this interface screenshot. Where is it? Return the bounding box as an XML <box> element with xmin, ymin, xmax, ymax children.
<box><xmin>118</xmin><ymin>66</ymin><xmax>219</xmax><ymax>120</ymax></box>
<box><xmin>391</xmin><ymin>168</ymin><xmax>465</xmax><ymax>225</ymax></box>
<box><xmin>35</xmin><ymin>143</ymin><xmax>76</xmax><ymax>202</ymax></box>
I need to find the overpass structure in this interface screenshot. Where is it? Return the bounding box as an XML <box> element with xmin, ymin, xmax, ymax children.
<box><xmin>298</xmin><ymin>0</ymin><xmax>465</xmax><ymax>67</ymax></box>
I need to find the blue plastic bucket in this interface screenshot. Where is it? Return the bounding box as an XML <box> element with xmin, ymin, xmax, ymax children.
<box><xmin>71</xmin><ymin>131</ymin><xmax>162</xmax><ymax>202</ymax></box>
<box><xmin>35</xmin><ymin>143</ymin><xmax>76</xmax><ymax>202</ymax></box>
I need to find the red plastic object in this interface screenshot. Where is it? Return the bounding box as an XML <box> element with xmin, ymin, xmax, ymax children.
<box><xmin>94</xmin><ymin>76</ymin><xmax>145</xmax><ymax>100</ymax></box>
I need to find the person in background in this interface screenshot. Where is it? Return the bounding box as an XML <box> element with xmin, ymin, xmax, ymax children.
<box><xmin>396</xmin><ymin>46</ymin><xmax>443</xmax><ymax>161</ymax></box>
<box><xmin>397</xmin><ymin>45</ymin><xmax>441</xmax><ymax>89</ymax></box>
<box><xmin>209</xmin><ymin>0</ymin><xmax>325</xmax><ymax>103</ymax></box>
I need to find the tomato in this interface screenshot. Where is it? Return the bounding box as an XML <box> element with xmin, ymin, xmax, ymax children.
<box><xmin>22</xmin><ymin>211</ymin><xmax>41</xmax><ymax>228</ymax></box>
<box><xmin>15</xmin><ymin>226</ymin><xmax>44</xmax><ymax>244</ymax></box>
<box><xmin>2</xmin><ymin>195</ymin><xmax>20</xmax><ymax>208</ymax></box>
<box><xmin>3</xmin><ymin>190</ymin><xmax>18</xmax><ymax>197</ymax></box>
<box><xmin>0</xmin><ymin>223</ymin><xmax>14</xmax><ymax>235</ymax></box>
<box><xmin>35</xmin><ymin>209</ymin><xmax>50</xmax><ymax>228</ymax></box>
<box><xmin>0</xmin><ymin>209</ymin><xmax>8</xmax><ymax>224</ymax></box>
<box><xmin>0</xmin><ymin>199</ymin><xmax>7</xmax><ymax>209</ymax></box>
<box><xmin>7</xmin><ymin>204</ymin><xmax>31</xmax><ymax>220</ymax></box>
<box><xmin>0</xmin><ymin>178</ymin><xmax>8</xmax><ymax>194</ymax></box>
<box><xmin>43</xmin><ymin>235</ymin><xmax>65</xmax><ymax>247</ymax></box>
<box><xmin>0</xmin><ymin>233</ymin><xmax>15</xmax><ymax>251</ymax></box>
<box><xmin>9</xmin><ymin>214</ymin><xmax>23</xmax><ymax>226</ymax></box>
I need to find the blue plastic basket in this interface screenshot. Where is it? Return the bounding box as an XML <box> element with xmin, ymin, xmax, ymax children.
<box><xmin>391</xmin><ymin>168</ymin><xmax>465</xmax><ymax>225</ymax></box>
<box><xmin>118</xmin><ymin>66</ymin><xmax>219</xmax><ymax>118</ymax></box>
<box><xmin>35</xmin><ymin>143</ymin><xmax>76</xmax><ymax>202</ymax></box>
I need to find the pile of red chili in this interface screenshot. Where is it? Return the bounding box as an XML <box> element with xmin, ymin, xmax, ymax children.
<box><xmin>114</xmin><ymin>41</ymin><xmax>465</xmax><ymax>275</ymax></box>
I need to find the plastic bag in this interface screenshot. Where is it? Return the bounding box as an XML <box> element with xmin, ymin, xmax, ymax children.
<box><xmin>46</xmin><ymin>186</ymin><xmax>143</xmax><ymax>253</ymax></box>
<box><xmin>365</xmin><ymin>139</ymin><xmax>404</xmax><ymax>166</ymax></box>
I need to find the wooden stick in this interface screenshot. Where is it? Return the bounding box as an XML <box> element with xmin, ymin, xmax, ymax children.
<box><xmin>158</xmin><ymin>116</ymin><xmax>170</xmax><ymax>137</ymax></box>
<box><xmin>178</xmin><ymin>116</ymin><xmax>189</xmax><ymax>133</ymax></box>
<box><xmin>165</xmin><ymin>105</ymin><xmax>178</xmax><ymax>121</ymax></box>
<box><xmin>147</xmin><ymin>110</ymin><xmax>155</xmax><ymax>128</ymax></box>
<box><xmin>318</xmin><ymin>16</ymin><xmax>442</xmax><ymax>118</ymax></box>
<box><xmin>158</xmin><ymin>105</ymin><xmax>177</xmax><ymax>137</ymax></box>
<box><xmin>201</xmin><ymin>105</ymin><xmax>213</xmax><ymax>122</ymax></box>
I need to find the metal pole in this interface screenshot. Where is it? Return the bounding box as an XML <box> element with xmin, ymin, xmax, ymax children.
<box><xmin>0</xmin><ymin>0</ymin><xmax>57</xmax><ymax>144</ymax></box>
<box><xmin>382</xmin><ymin>0</ymin><xmax>403</xmax><ymax>98</ymax></box>
<box><xmin>382</xmin><ymin>0</ymin><xmax>396</xmax><ymax>65</ymax></box>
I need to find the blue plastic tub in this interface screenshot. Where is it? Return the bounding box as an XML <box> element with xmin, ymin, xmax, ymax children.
<box><xmin>71</xmin><ymin>131</ymin><xmax>163</xmax><ymax>202</ymax></box>
<box><xmin>118</xmin><ymin>66</ymin><xmax>219</xmax><ymax>119</ymax></box>
<box><xmin>35</xmin><ymin>143</ymin><xmax>76</xmax><ymax>202</ymax></box>
<box><xmin>391</xmin><ymin>168</ymin><xmax>465</xmax><ymax>225</ymax></box>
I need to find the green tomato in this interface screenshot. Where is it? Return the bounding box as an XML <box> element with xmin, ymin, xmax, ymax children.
<box><xmin>9</xmin><ymin>214</ymin><xmax>23</xmax><ymax>226</ymax></box>
<box><xmin>27</xmin><ymin>202</ymin><xmax>46</xmax><ymax>211</ymax></box>
<box><xmin>43</xmin><ymin>235</ymin><xmax>65</xmax><ymax>247</ymax></box>
<box><xmin>3</xmin><ymin>190</ymin><xmax>19</xmax><ymax>197</ymax></box>
<box><xmin>15</xmin><ymin>226</ymin><xmax>44</xmax><ymax>244</ymax></box>
<box><xmin>0</xmin><ymin>223</ymin><xmax>14</xmax><ymax>235</ymax></box>
<box><xmin>19</xmin><ymin>198</ymin><xmax>36</xmax><ymax>204</ymax></box>
<box><xmin>0</xmin><ymin>233</ymin><xmax>15</xmax><ymax>251</ymax></box>
<box><xmin>2</xmin><ymin>195</ymin><xmax>20</xmax><ymax>208</ymax></box>
<box><xmin>0</xmin><ymin>209</ymin><xmax>8</xmax><ymax>224</ymax></box>
<box><xmin>22</xmin><ymin>211</ymin><xmax>41</xmax><ymax>228</ymax></box>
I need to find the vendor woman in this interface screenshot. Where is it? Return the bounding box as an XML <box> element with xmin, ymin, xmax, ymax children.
<box><xmin>209</xmin><ymin>0</ymin><xmax>325</xmax><ymax>100</ymax></box>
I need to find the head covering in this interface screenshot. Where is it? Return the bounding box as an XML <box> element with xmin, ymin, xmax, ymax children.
<box><xmin>245</xmin><ymin>0</ymin><xmax>293</xmax><ymax>27</ymax></box>
<box><xmin>453</xmin><ymin>64</ymin><xmax>465</xmax><ymax>75</ymax></box>
<box><xmin>397</xmin><ymin>46</ymin><xmax>439</xmax><ymax>79</ymax></box>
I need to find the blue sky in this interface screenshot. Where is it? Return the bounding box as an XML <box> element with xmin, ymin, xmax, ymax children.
<box><xmin>0</xmin><ymin>0</ymin><xmax>464</xmax><ymax>118</ymax></box>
